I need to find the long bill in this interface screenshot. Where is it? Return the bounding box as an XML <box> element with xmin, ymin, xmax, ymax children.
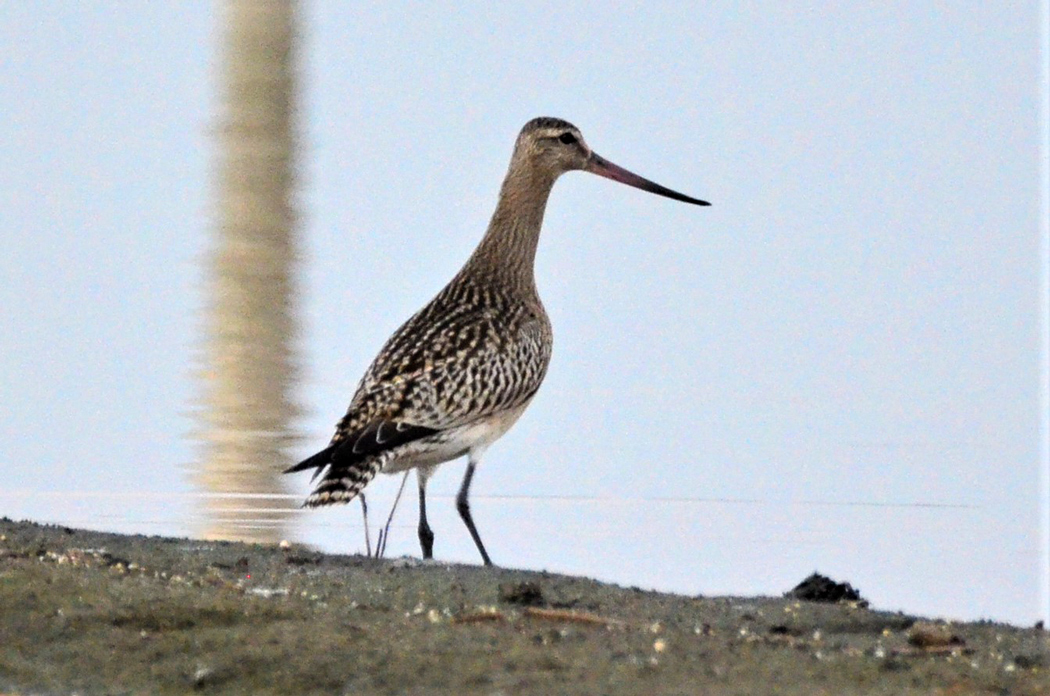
<box><xmin>586</xmin><ymin>152</ymin><xmax>710</xmax><ymax>206</ymax></box>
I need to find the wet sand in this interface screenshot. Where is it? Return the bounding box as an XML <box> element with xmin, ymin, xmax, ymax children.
<box><xmin>1</xmin><ymin>518</ymin><xmax>1046</xmax><ymax>695</ymax></box>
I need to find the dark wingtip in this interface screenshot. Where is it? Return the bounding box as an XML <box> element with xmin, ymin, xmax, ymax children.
<box><xmin>284</xmin><ymin>446</ymin><xmax>335</xmax><ymax>475</ymax></box>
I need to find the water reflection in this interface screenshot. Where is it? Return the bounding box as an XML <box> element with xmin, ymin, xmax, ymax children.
<box><xmin>191</xmin><ymin>0</ymin><xmax>302</xmax><ymax>543</ymax></box>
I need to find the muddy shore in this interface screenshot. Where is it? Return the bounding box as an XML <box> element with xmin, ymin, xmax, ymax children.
<box><xmin>1</xmin><ymin>518</ymin><xmax>1046</xmax><ymax>695</ymax></box>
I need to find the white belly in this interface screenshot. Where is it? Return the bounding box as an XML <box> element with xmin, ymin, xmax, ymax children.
<box><xmin>381</xmin><ymin>402</ymin><xmax>531</xmax><ymax>474</ymax></box>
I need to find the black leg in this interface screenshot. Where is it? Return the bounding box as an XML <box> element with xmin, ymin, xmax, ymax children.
<box><xmin>418</xmin><ymin>477</ymin><xmax>434</xmax><ymax>559</ymax></box>
<box><xmin>456</xmin><ymin>457</ymin><xmax>492</xmax><ymax>566</ymax></box>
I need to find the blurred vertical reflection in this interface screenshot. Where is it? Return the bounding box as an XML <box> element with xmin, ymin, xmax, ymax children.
<box><xmin>193</xmin><ymin>0</ymin><xmax>302</xmax><ymax>543</ymax></box>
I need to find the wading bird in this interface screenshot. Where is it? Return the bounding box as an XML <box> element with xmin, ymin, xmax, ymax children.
<box><xmin>286</xmin><ymin>117</ymin><xmax>709</xmax><ymax>565</ymax></box>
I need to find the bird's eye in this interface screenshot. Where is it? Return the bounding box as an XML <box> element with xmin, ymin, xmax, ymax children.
<box><xmin>558</xmin><ymin>132</ymin><xmax>577</xmax><ymax>145</ymax></box>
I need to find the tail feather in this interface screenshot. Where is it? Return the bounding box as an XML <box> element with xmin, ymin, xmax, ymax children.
<box><xmin>285</xmin><ymin>421</ymin><xmax>438</xmax><ymax>481</ymax></box>
<box><xmin>285</xmin><ymin>444</ymin><xmax>387</xmax><ymax>506</ymax></box>
<box><xmin>288</xmin><ymin>419</ymin><xmax>441</xmax><ymax>507</ymax></box>
<box><xmin>304</xmin><ymin>456</ymin><xmax>386</xmax><ymax>507</ymax></box>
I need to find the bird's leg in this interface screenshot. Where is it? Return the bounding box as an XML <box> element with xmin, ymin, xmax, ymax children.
<box><xmin>456</xmin><ymin>453</ymin><xmax>492</xmax><ymax>566</ymax></box>
<box><xmin>378</xmin><ymin>471</ymin><xmax>410</xmax><ymax>559</ymax></box>
<box><xmin>359</xmin><ymin>493</ymin><xmax>372</xmax><ymax>557</ymax></box>
<box><xmin>417</xmin><ymin>470</ymin><xmax>434</xmax><ymax>560</ymax></box>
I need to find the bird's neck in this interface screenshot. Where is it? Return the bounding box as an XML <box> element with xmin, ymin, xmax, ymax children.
<box><xmin>462</xmin><ymin>161</ymin><xmax>557</xmax><ymax>293</ymax></box>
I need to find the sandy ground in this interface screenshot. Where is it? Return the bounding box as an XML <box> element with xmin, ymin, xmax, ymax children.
<box><xmin>1</xmin><ymin>518</ymin><xmax>1047</xmax><ymax>695</ymax></box>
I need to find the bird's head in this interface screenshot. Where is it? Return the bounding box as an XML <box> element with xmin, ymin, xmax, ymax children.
<box><xmin>513</xmin><ymin>117</ymin><xmax>710</xmax><ymax>206</ymax></box>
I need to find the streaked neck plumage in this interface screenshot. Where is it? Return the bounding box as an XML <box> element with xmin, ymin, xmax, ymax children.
<box><xmin>461</xmin><ymin>149</ymin><xmax>560</xmax><ymax>294</ymax></box>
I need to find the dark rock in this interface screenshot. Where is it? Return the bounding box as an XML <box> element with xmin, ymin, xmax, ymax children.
<box><xmin>1013</xmin><ymin>654</ymin><xmax>1046</xmax><ymax>669</ymax></box>
<box><xmin>499</xmin><ymin>581</ymin><xmax>544</xmax><ymax>606</ymax></box>
<box><xmin>785</xmin><ymin>573</ymin><xmax>865</xmax><ymax>604</ymax></box>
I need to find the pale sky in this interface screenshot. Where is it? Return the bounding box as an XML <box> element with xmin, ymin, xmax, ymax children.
<box><xmin>1</xmin><ymin>3</ymin><xmax>1047</xmax><ymax>626</ymax></box>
